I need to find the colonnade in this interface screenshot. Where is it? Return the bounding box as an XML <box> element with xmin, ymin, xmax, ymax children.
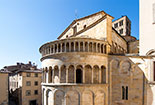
<box><xmin>40</xmin><ymin>39</ymin><xmax>107</xmax><ymax>56</ymax></box>
<box><xmin>42</xmin><ymin>64</ymin><xmax>107</xmax><ymax>84</ymax></box>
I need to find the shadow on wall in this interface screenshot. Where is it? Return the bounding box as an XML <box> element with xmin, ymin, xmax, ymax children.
<box><xmin>9</xmin><ymin>87</ymin><xmax>22</xmax><ymax>105</ymax></box>
<box><xmin>109</xmin><ymin>56</ymin><xmax>153</xmax><ymax>105</ymax></box>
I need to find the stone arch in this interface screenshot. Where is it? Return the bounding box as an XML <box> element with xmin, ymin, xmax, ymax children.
<box><xmin>80</xmin><ymin>42</ymin><xmax>83</xmax><ymax>52</ymax></box>
<box><xmin>93</xmin><ymin>65</ymin><xmax>99</xmax><ymax>84</ymax></box>
<box><xmin>54</xmin><ymin>65</ymin><xmax>60</xmax><ymax>83</ymax></box>
<box><xmin>60</xmin><ymin>65</ymin><xmax>66</xmax><ymax>83</ymax></box>
<box><xmin>85</xmin><ymin>65</ymin><xmax>92</xmax><ymax>84</ymax></box>
<box><xmin>95</xmin><ymin>90</ymin><xmax>105</xmax><ymax>105</ymax></box>
<box><xmin>66</xmin><ymin>42</ymin><xmax>69</xmax><ymax>52</ymax></box>
<box><xmin>110</xmin><ymin>59</ymin><xmax>120</xmax><ymax>74</ymax></box>
<box><xmin>68</xmin><ymin>65</ymin><xmax>74</xmax><ymax>83</ymax></box>
<box><xmin>71</xmin><ymin>42</ymin><xmax>74</xmax><ymax>52</ymax></box>
<box><xmin>54</xmin><ymin>90</ymin><xmax>65</xmax><ymax>105</ymax></box>
<box><xmin>101</xmin><ymin>66</ymin><xmax>106</xmax><ymax>83</ymax></box>
<box><xmin>89</xmin><ymin>42</ymin><xmax>93</xmax><ymax>52</ymax></box>
<box><xmin>66</xmin><ymin>90</ymin><xmax>80</xmax><ymax>105</ymax></box>
<box><xmin>82</xmin><ymin>90</ymin><xmax>94</xmax><ymax>105</ymax></box>
<box><xmin>46</xmin><ymin>89</ymin><xmax>53</xmax><ymax>105</ymax></box>
<box><xmin>146</xmin><ymin>49</ymin><xmax>155</xmax><ymax>55</ymax></box>
<box><xmin>48</xmin><ymin>66</ymin><xmax>52</xmax><ymax>83</ymax></box>
<box><xmin>120</xmin><ymin>60</ymin><xmax>131</xmax><ymax>74</ymax></box>
<box><xmin>76</xmin><ymin>65</ymin><xmax>83</xmax><ymax>83</ymax></box>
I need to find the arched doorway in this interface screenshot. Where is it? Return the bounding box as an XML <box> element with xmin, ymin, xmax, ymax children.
<box><xmin>76</xmin><ymin>69</ymin><xmax>82</xmax><ymax>83</ymax></box>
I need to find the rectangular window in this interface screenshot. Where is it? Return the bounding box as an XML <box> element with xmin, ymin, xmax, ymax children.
<box><xmin>119</xmin><ymin>29</ymin><xmax>123</xmax><ymax>34</ymax></box>
<box><xmin>114</xmin><ymin>23</ymin><xmax>118</xmax><ymax>28</ymax></box>
<box><xmin>34</xmin><ymin>90</ymin><xmax>38</xmax><ymax>95</ymax></box>
<box><xmin>34</xmin><ymin>81</ymin><xmax>38</xmax><ymax>86</ymax></box>
<box><xmin>35</xmin><ymin>73</ymin><xmax>38</xmax><ymax>77</ymax></box>
<box><xmin>26</xmin><ymin>90</ymin><xmax>31</xmax><ymax>96</ymax></box>
<box><xmin>26</xmin><ymin>73</ymin><xmax>31</xmax><ymax>77</ymax></box>
<box><xmin>73</xmin><ymin>26</ymin><xmax>77</xmax><ymax>35</ymax></box>
<box><xmin>26</xmin><ymin>81</ymin><xmax>31</xmax><ymax>86</ymax></box>
<box><xmin>119</xmin><ymin>20</ymin><xmax>123</xmax><ymax>26</ymax></box>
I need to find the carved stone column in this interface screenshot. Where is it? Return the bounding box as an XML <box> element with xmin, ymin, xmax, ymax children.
<box><xmin>83</xmin><ymin>68</ymin><xmax>85</xmax><ymax>83</ymax></box>
<box><xmin>66</xmin><ymin>67</ymin><xmax>68</xmax><ymax>83</ymax></box>
<box><xmin>99</xmin><ymin>68</ymin><xmax>102</xmax><ymax>83</ymax></box>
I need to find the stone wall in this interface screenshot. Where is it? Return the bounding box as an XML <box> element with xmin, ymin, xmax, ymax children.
<box><xmin>109</xmin><ymin>56</ymin><xmax>146</xmax><ymax>105</ymax></box>
<box><xmin>42</xmin><ymin>84</ymin><xmax>108</xmax><ymax>105</ymax></box>
<box><xmin>0</xmin><ymin>73</ymin><xmax>8</xmax><ymax>105</ymax></box>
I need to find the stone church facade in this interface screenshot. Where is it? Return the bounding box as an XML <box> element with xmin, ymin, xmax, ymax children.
<box><xmin>39</xmin><ymin>11</ymin><xmax>150</xmax><ymax>105</ymax></box>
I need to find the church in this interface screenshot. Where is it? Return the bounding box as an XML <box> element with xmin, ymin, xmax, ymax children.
<box><xmin>39</xmin><ymin>9</ymin><xmax>154</xmax><ymax>105</ymax></box>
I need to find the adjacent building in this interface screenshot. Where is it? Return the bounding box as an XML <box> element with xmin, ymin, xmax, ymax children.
<box><xmin>140</xmin><ymin>0</ymin><xmax>155</xmax><ymax>55</ymax></box>
<box><xmin>39</xmin><ymin>11</ymin><xmax>150</xmax><ymax>105</ymax></box>
<box><xmin>0</xmin><ymin>71</ymin><xmax>9</xmax><ymax>105</ymax></box>
<box><xmin>140</xmin><ymin>0</ymin><xmax>155</xmax><ymax>105</ymax></box>
<box><xmin>2</xmin><ymin>62</ymin><xmax>42</xmax><ymax>105</ymax></box>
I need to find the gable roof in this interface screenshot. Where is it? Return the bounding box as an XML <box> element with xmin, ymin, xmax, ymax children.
<box><xmin>57</xmin><ymin>11</ymin><xmax>114</xmax><ymax>39</ymax></box>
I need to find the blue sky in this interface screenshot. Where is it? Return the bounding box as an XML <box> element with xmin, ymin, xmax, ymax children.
<box><xmin>0</xmin><ymin>0</ymin><xmax>139</xmax><ymax>69</ymax></box>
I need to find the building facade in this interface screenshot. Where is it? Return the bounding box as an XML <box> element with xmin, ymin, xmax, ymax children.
<box><xmin>140</xmin><ymin>0</ymin><xmax>155</xmax><ymax>55</ymax></box>
<box><xmin>140</xmin><ymin>0</ymin><xmax>155</xmax><ymax>105</ymax></box>
<box><xmin>0</xmin><ymin>72</ymin><xmax>9</xmax><ymax>105</ymax></box>
<box><xmin>39</xmin><ymin>11</ymin><xmax>152</xmax><ymax>105</ymax></box>
<box><xmin>2</xmin><ymin>62</ymin><xmax>42</xmax><ymax>105</ymax></box>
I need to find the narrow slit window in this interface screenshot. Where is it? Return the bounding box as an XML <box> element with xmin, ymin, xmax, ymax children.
<box><xmin>153</xmin><ymin>3</ymin><xmax>155</xmax><ymax>23</ymax></box>
<box><xmin>126</xmin><ymin>86</ymin><xmax>128</xmax><ymax>100</ymax></box>
<box><xmin>153</xmin><ymin>62</ymin><xmax>155</xmax><ymax>81</ymax></box>
<box><xmin>122</xmin><ymin>86</ymin><xmax>125</xmax><ymax>100</ymax></box>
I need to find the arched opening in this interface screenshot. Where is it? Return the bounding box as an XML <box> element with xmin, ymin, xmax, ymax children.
<box><xmin>93</xmin><ymin>65</ymin><xmax>99</xmax><ymax>84</ymax></box>
<box><xmin>48</xmin><ymin>66</ymin><xmax>52</xmax><ymax>83</ymax></box>
<box><xmin>89</xmin><ymin>42</ymin><xmax>93</xmax><ymax>52</ymax></box>
<box><xmin>75</xmin><ymin>42</ymin><xmax>79</xmax><ymax>52</ymax></box>
<box><xmin>60</xmin><ymin>65</ymin><xmax>66</xmax><ymax>83</ymax></box>
<box><xmin>54</xmin><ymin>66</ymin><xmax>59</xmax><ymax>83</ymax></box>
<box><xmin>101</xmin><ymin>66</ymin><xmax>106</xmax><ymax>83</ymax></box>
<box><xmin>66</xmin><ymin>42</ymin><xmax>69</xmax><ymax>52</ymax></box>
<box><xmin>71</xmin><ymin>42</ymin><xmax>74</xmax><ymax>52</ymax></box>
<box><xmin>45</xmin><ymin>67</ymin><xmax>48</xmax><ymax>83</ymax></box>
<box><xmin>58</xmin><ymin>44</ymin><xmax>61</xmax><ymax>52</ymax></box>
<box><xmin>85</xmin><ymin>65</ymin><xmax>92</xmax><ymax>84</ymax></box>
<box><xmin>68</xmin><ymin>65</ymin><xmax>74</xmax><ymax>83</ymax></box>
<box><xmin>97</xmin><ymin>43</ymin><xmax>100</xmax><ymax>53</ymax></box>
<box><xmin>93</xmin><ymin>43</ymin><xmax>96</xmax><ymax>52</ymax></box>
<box><xmin>80</xmin><ymin>42</ymin><xmax>83</xmax><ymax>52</ymax></box>
<box><xmin>51</xmin><ymin>45</ymin><xmax>53</xmax><ymax>53</ymax></box>
<box><xmin>85</xmin><ymin>42</ymin><xmax>88</xmax><ymax>52</ymax></box>
<box><xmin>55</xmin><ymin>44</ymin><xmax>57</xmax><ymax>53</ymax></box>
<box><xmin>62</xmin><ymin>43</ymin><xmax>65</xmax><ymax>52</ymax></box>
<box><xmin>101</xmin><ymin>44</ymin><xmax>104</xmax><ymax>53</ymax></box>
<box><xmin>76</xmin><ymin>69</ymin><xmax>82</xmax><ymax>83</ymax></box>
